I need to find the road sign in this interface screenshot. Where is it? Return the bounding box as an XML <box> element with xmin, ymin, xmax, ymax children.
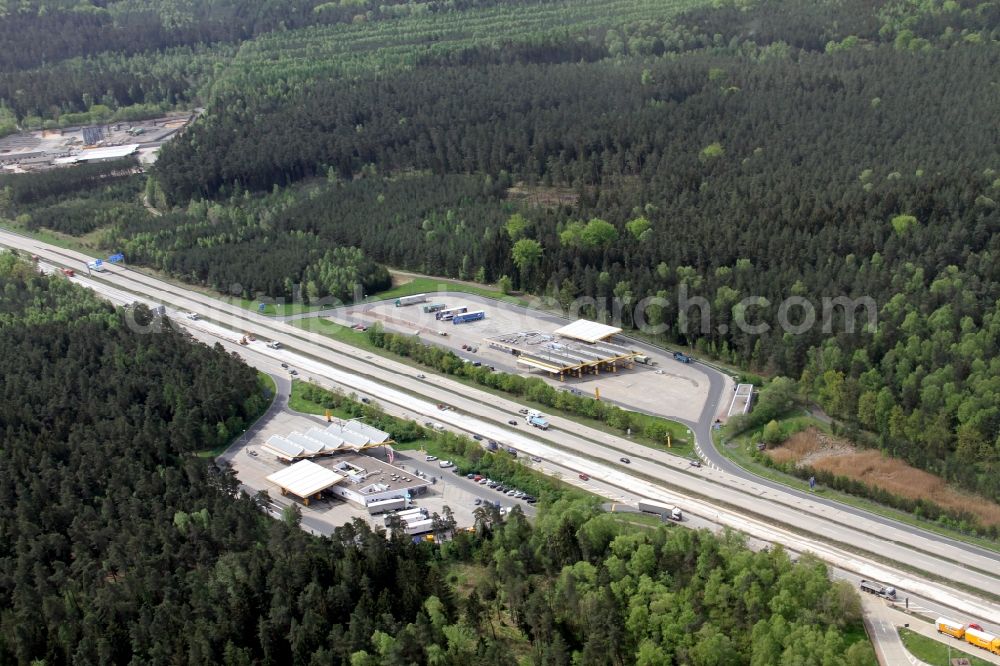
<box><xmin>93</xmin><ymin>258</ymin><xmax>103</xmax><ymax>266</ymax></box>
<box><xmin>108</xmin><ymin>253</ymin><xmax>125</xmax><ymax>263</ymax></box>
<box><xmin>258</xmin><ymin>303</ymin><xmax>266</xmax><ymax>312</ymax></box>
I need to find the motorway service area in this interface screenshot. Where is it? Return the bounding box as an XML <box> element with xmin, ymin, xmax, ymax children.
<box><xmin>325</xmin><ymin>292</ymin><xmax>712</xmax><ymax>423</ymax></box>
<box><xmin>230</xmin><ymin>409</ymin><xmax>490</xmax><ymax>538</ymax></box>
<box><xmin>5</xmin><ymin>233</ymin><xmax>1000</xmax><ymax>644</ymax></box>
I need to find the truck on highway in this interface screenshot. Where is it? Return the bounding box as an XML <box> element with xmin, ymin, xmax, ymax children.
<box><xmin>858</xmin><ymin>579</ymin><xmax>896</xmax><ymax>599</ymax></box>
<box><xmin>673</xmin><ymin>352</ymin><xmax>691</xmax><ymax>363</ymax></box>
<box><xmin>422</xmin><ymin>303</ymin><xmax>446</xmax><ymax>313</ymax></box>
<box><xmin>634</xmin><ymin>355</ymin><xmax>654</xmax><ymax>365</ymax></box>
<box><xmin>638</xmin><ymin>499</ymin><xmax>683</xmax><ymax>521</ymax></box>
<box><xmin>527</xmin><ymin>415</ymin><xmax>550</xmax><ymax>430</ymax></box>
<box><xmin>367</xmin><ymin>497</ymin><xmax>407</xmax><ymax>515</ymax></box>
<box><xmin>395</xmin><ymin>294</ymin><xmax>427</xmax><ymax>307</ymax></box>
<box><xmin>87</xmin><ymin>260</ymin><xmax>106</xmax><ymax>273</ymax></box>
<box><xmin>453</xmin><ymin>310</ymin><xmax>485</xmax><ymax>324</ymax></box>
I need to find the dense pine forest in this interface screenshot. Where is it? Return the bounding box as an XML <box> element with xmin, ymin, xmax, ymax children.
<box><xmin>1</xmin><ymin>0</ymin><xmax>996</xmax><ymax>503</ymax></box>
<box><xmin>0</xmin><ymin>254</ymin><xmax>872</xmax><ymax>664</ymax></box>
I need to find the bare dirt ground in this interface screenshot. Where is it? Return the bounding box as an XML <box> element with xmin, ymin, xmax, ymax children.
<box><xmin>768</xmin><ymin>428</ymin><xmax>1000</xmax><ymax>527</ymax></box>
<box><xmin>506</xmin><ymin>183</ymin><xmax>579</xmax><ymax>207</ymax></box>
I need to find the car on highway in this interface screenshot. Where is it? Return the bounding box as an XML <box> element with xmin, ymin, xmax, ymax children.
<box><xmin>361</xmin><ymin>397</ymin><xmax>370</xmax><ymax>404</ymax></box>
<box><xmin>246</xmin><ymin>449</ymin><xmax>258</xmax><ymax>457</ymax></box>
<box><xmin>518</xmin><ymin>409</ymin><xmax>529</xmax><ymax>415</ymax></box>
<box><xmin>530</xmin><ymin>456</ymin><xmax>542</xmax><ymax>463</ymax></box>
<box><xmin>578</xmin><ymin>473</ymin><xmax>590</xmax><ymax>481</ymax></box>
<box><xmin>281</xmin><ymin>363</ymin><xmax>288</xmax><ymax>368</ymax></box>
<box><xmin>416</xmin><ymin>374</ymin><xmax>426</xmax><ymax>379</ymax></box>
<box><xmin>689</xmin><ymin>460</ymin><xmax>702</xmax><ymax>468</ymax></box>
<box><xmin>620</xmin><ymin>457</ymin><xmax>631</xmax><ymax>464</ymax></box>
<box><xmin>474</xmin><ymin>498</ymin><xmax>482</xmax><ymax>506</ymax></box>
<box><xmin>439</xmin><ymin>460</ymin><xmax>453</xmax><ymax>468</ymax></box>
<box><xmin>426</xmin><ymin>455</ymin><xmax>438</xmax><ymax>462</ymax></box>
<box><xmin>288</xmin><ymin>369</ymin><xmax>298</xmax><ymax>375</ymax></box>
<box><xmin>472</xmin><ymin>434</ymin><xmax>483</xmax><ymax>441</ymax></box>
<box><xmin>507</xmin><ymin>420</ymin><xmax>518</xmax><ymax>426</ymax></box>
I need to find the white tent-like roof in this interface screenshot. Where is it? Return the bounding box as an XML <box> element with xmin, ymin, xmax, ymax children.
<box><xmin>326</xmin><ymin>424</ymin><xmax>372</xmax><ymax>449</ymax></box>
<box><xmin>261</xmin><ymin>435</ymin><xmax>305</xmax><ymax>460</ymax></box>
<box><xmin>306</xmin><ymin>428</ymin><xmax>344</xmax><ymax>453</ymax></box>
<box><xmin>343</xmin><ymin>420</ymin><xmax>391</xmax><ymax>444</ymax></box>
<box><xmin>553</xmin><ymin>319</ymin><xmax>623</xmax><ymax>343</ymax></box>
<box><xmin>286</xmin><ymin>432</ymin><xmax>326</xmax><ymax>455</ymax></box>
<box><xmin>266</xmin><ymin>460</ymin><xmax>344</xmax><ymax>499</ymax></box>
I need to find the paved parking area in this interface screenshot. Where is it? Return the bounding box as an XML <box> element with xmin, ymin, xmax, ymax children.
<box><xmin>226</xmin><ymin>410</ymin><xmax>529</xmax><ymax>535</ymax></box>
<box><xmin>334</xmin><ymin>292</ymin><xmax>709</xmax><ymax>422</ymax></box>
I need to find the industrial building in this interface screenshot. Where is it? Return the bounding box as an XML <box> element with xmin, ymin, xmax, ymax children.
<box><xmin>485</xmin><ymin>319</ymin><xmax>639</xmax><ymax>380</ymax></box>
<box><xmin>265</xmin><ymin>453</ymin><xmax>430</xmax><ymax>508</ymax></box>
<box><xmin>318</xmin><ymin>454</ymin><xmax>430</xmax><ymax>507</ymax></box>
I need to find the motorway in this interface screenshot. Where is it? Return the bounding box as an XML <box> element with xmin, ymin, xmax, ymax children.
<box><xmin>297</xmin><ymin>290</ymin><xmax>1000</xmax><ymax>571</ymax></box>
<box><xmin>3</xmin><ymin>231</ymin><xmax>999</xmax><ymax>629</ymax></box>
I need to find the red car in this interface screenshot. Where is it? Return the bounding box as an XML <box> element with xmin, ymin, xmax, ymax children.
<box><xmin>579</xmin><ymin>473</ymin><xmax>590</xmax><ymax>481</ymax></box>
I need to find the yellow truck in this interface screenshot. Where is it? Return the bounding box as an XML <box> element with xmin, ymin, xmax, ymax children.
<box><xmin>936</xmin><ymin>617</ymin><xmax>965</xmax><ymax>638</ymax></box>
<box><xmin>964</xmin><ymin>627</ymin><xmax>1000</xmax><ymax>655</ymax></box>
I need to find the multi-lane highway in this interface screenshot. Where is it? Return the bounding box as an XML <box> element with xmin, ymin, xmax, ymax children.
<box><xmin>3</xmin><ymin>230</ymin><xmax>998</xmax><ymax>628</ymax></box>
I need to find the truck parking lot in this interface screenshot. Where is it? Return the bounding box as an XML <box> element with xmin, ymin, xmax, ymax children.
<box><xmin>333</xmin><ymin>292</ymin><xmax>711</xmax><ymax>423</ymax></box>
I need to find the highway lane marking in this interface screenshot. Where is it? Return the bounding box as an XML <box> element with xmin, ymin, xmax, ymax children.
<box><xmin>15</xmin><ymin>235</ymin><xmax>1000</xmax><ymax>616</ymax></box>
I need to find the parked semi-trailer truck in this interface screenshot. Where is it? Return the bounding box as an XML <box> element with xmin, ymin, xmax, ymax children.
<box><xmin>436</xmin><ymin>306</ymin><xmax>467</xmax><ymax>320</ymax></box>
<box><xmin>367</xmin><ymin>497</ymin><xmax>407</xmax><ymax>515</ymax></box>
<box><xmin>423</xmin><ymin>303</ymin><xmax>446</xmax><ymax>313</ymax></box>
<box><xmin>638</xmin><ymin>499</ymin><xmax>683</xmax><ymax>521</ymax></box>
<box><xmin>453</xmin><ymin>310</ymin><xmax>485</xmax><ymax>324</ymax></box>
<box><xmin>403</xmin><ymin>518</ymin><xmax>435</xmax><ymax>536</ymax></box>
<box><xmin>384</xmin><ymin>508</ymin><xmax>427</xmax><ymax>526</ymax></box>
<box><xmin>395</xmin><ymin>294</ymin><xmax>427</xmax><ymax>307</ymax></box>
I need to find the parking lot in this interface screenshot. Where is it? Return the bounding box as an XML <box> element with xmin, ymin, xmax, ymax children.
<box><xmin>226</xmin><ymin>410</ymin><xmax>537</xmax><ymax>535</ymax></box>
<box><xmin>338</xmin><ymin>292</ymin><xmax>710</xmax><ymax>422</ymax></box>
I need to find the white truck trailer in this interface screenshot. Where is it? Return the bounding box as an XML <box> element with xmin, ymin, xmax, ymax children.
<box><xmin>367</xmin><ymin>497</ymin><xmax>407</xmax><ymax>515</ymax></box>
<box><xmin>638</xmin><ymin>499</ymin><xmax>683</xmax><ymax>521</ymax></box>
<box><xmin>403</xmin><ymin>518</ymin><xmax>435</xmax><ymax>535</ymax></box>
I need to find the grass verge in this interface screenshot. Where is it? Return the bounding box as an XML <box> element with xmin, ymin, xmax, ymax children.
<box><xmin>375</xmin><ymin>274</ymin><xmax>533</xmax><ymax>308</ymax></box>
<box><xmin>291</xmin><ymin>318</ymin><xmax>694</xmax><ymax>458</ymax></box>
<box><xmin>899</xmin><ymin>628</ymin><xmax>994</xmax><ymax>666</ymax></box>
